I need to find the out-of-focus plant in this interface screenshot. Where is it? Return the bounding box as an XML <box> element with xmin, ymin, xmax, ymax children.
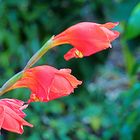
<box><xmin>121</xmin><ymin>2</ymin><xmax>140</xmax><ymax>85</ymax></box>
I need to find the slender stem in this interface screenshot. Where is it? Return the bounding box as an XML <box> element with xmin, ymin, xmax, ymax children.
<box><xmin>0</xmin><ymin>71</ymin><xmax>23</xmax><ymax>96</ymax></box>
<box><xmin>24</xmin><ymin>36</ymin><xmax>54</xmax><ymax>70</ymax></box>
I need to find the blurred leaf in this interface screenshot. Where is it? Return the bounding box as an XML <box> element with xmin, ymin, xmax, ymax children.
<box><xmin>121</xmin><ymin>39</ymin><xmax>136</xmax><ymax>82</ymax></box>
<box><xmin>125</xmin><ymin>3</ymin><xmax>140</xmax><ymax>39</ymax></box>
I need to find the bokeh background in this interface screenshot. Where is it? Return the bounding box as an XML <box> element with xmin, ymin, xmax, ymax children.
<box><xmin>0</xmin><ymin>0</ymin><xmax>140</xmax><ymax>140</ymax></box>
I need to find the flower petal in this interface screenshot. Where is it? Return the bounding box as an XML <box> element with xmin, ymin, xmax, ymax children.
<box><xmin>99</xmin><ymin>22</ymin><xmax>119</xmax><ymax>29</ymax></box>
<box><xmin>2</xmin><ymin>105</ymin><xmax>33</xmax><ymax>134</ymax></box>
<box><xmin>100</xmin><ymin>27</ymin><xmax>120</xmax><ymax>42</ymax></box>
<box><xmin>0</xmin><ymin>99</ymin><xmax>33</xmax><ymax>134</ymax></box>
<box><xmin>0</xmin><ymin>106</ymin><xmax>5</xmax><ymax>129</ymax></box>
<box><xmin>9</xmin><ymin>66</ymin><xmax>82</xmax><ymax>103</ymax></box>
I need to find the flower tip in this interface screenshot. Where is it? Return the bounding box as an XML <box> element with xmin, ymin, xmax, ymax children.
<box><xmin>102</xmin><ymin>22</ymin><xmax>119</xmax><ymax>29</ymax></box>
<box><xmin>20</xmin><ymin>104</ymin><xmax>28</xmax><ymax>110</ymax></box>
<box><xmin>18</xmin><ymin>123</ymin><xmax>33</xmax><ymax>134</ymax></box>
<box><xmin>114</xmin><ymin>30</ymin><xmax>120</xmax><ymax>38</ymax></box>
<box><xmin>114</xmin><ymin>22</ymin><xmax>119</xmax><ymax>26</ymax></box>
<box><xmin>109</xmin><ymin>44</ymin><xmax>112</xmax><ymax>48</ymax></box>
<box><xmin>23</xmin><ymin>119</ymin><xmax>33</xmax><ymax>128</ymax></box>
<box><xmin>78</xmin><ymin>80</ymin><xmax>82</xmax><ymax>85</ymax></box>
<box><xmin>28</xmin><ymin>123</ymin><xmax>33</xmax><ymax>128</ymax></box>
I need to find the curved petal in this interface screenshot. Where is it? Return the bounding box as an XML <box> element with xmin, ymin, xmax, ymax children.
<box><xmin>64</xmin><ymin>48</ymin><xmax>83</xmax><ymax>60</ymax></box>
<box><xmin>2</xmin><ymin>105</ymin><xmax>33</xmax><ymax>134</ymax></box>
<box><xmin>99</xmin><ymin>22</ymin><xmax>119</xmax><ymax>29</ymax></box>
<box><xmin>0</xmin><ymin>99</ymin><xmax>33</xmax><ymax>134</ymax></box>
<box><xmin>0</xmin><ymin>99</ymin><xmax>26</xmax><ymax>118</ymax></box>
<box><xmin>100</xmin><ymin>27</ymin><xmax>120</xmax><ymax>42</ymax></box>
<box><xmin>0</xmin><ymin>106</ymin><xmax>4</xmax><ymax>129</ymax></box>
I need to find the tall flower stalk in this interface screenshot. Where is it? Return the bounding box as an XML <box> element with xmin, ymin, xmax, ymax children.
<box><xmin>0</xmin><ymin>22</ymin><xmax>119</xmax><ymax>134</ymax></box>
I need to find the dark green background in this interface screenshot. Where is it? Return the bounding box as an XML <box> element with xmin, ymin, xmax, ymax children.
<box><xmin>0</xmin><ymin>0</ymin><xmax>140</xmax><ymax>140</ymax></box>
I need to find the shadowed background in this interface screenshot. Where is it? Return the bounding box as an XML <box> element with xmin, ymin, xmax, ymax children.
<box><xmin>0</xmin><ymin>0</ymin><xmax>140</xmax><ymax>140</ymax></box>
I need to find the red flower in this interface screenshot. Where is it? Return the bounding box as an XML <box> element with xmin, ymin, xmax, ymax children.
<box><xmin>53</xmin><ymin>22</ymin><xmax>120</xmax><ymax>60</ymax></box>
<box><xmin>10</xmin><ymin>65</ymin><xmax>82</xmax><ymax>103</ymax></box>
<box><xmin>0</xmin><ymin>99</ymin><xmax>33</xmax><ymax>134</ymax></box>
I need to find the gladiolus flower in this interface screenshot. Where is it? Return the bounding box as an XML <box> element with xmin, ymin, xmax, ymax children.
<box><xmin>9</xmin><ymin>65</ymin><xmax>82</xmax><ymax>103</ymax></box>
<box><xmin>0</xmin><ymin>99</ymin><xmax>33</xmax><ymax>134</ymax></box>
<box><xmin>53</xmin><ymin>22</ymin><xmax>120</xmax><ymax>60</ymax></box>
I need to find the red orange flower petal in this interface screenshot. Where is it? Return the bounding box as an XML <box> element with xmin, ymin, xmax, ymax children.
<box><xmin>53</xmin><ymin>22</ymin><xmax>120</xmax><ymax>60</ymax></box>
<box><xmin>10</xmin><ymin>65</ymin><xmax>82</xmax><ymax>103</ymax></box>
<box><xmin>0</xmin><ymin>99</ymin><xmax>33</xmax><ymax>134</ymax></box>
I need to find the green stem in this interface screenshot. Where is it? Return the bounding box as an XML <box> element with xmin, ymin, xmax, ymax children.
<box><xmin>24</xmin><ymin>36</ymin><xmax>54</xmax><ymax>70</ymax></box>
<box><xmin>0</xmin><ymin>71</ymin><xmax>23</xmax><ymax>96</ymax></box>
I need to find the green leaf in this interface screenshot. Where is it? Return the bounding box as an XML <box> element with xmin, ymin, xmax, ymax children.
<box><xmin>125</xmin><ymin>3</ymin><xmax>140</xmax><ymax>39</ymax></box>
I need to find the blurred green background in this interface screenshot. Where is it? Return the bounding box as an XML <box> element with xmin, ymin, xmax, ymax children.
<box><xmin>0</xmin><ymin>0</ymin><xmax>140</xmax><ymax>140</ymax></box>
